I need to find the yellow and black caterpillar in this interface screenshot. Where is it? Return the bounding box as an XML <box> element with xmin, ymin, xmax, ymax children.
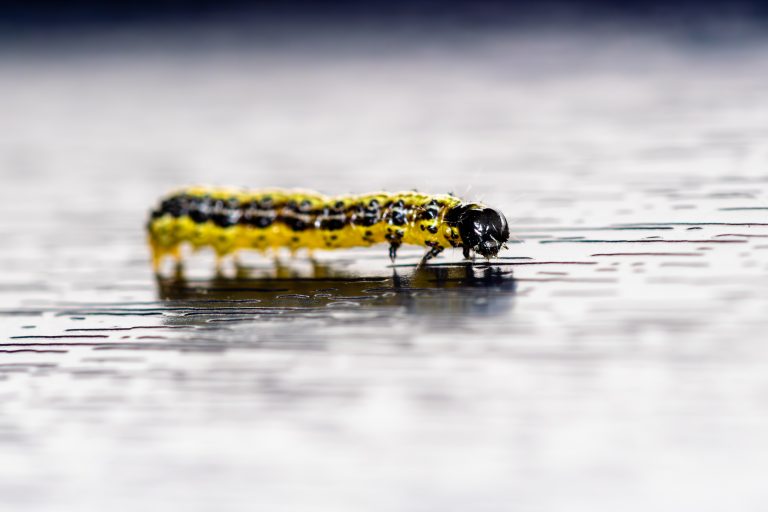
<box><xmin>148</xmin><ymin>186</ymin><xmax>509</xmax><ymax>271</ymax></box>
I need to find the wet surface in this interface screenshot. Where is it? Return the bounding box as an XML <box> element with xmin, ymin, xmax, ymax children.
<box><xmin>2</xmin><ymin>30</ymin><xmax>768</xmax><ymax>511</ymax></box>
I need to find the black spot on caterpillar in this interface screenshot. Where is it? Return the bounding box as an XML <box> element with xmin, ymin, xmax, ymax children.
<box><xmin>147</xmin><ymin>187</ymin><xmax>510</xmax><ymax>271</ymax></box>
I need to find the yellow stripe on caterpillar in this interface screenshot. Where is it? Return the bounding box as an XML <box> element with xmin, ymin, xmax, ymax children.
<box><xmin>147</xmin><ymin>187</ymin><xmax>510</xmax><ymax>271</ymax></box>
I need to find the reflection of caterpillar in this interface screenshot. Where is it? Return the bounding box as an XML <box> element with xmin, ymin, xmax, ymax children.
<box><xmin>147</xmin><ymin>186</ymin><xmax>509</xmax><ymax>271</ymax></box>
<box><xmin>156</xmin><ymin>261</ymin><xmax>516</xmax><ymax>318</ymax></box>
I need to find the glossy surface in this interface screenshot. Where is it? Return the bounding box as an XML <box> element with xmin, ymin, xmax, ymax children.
<box><xmin>2</xmin><ymin>29</ymin><xmax>768</xmax><ymax>511</ymax></box>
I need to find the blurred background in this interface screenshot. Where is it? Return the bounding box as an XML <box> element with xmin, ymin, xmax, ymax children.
<box><xmin>2</xmin><ymin>1</ymin><xmax>768</xmax><ymax>511</ymax></box>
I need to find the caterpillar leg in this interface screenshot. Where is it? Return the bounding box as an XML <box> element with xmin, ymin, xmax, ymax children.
<box><xmin>172</xmin><ymin>247</ymin><xmax>183</xmax><ymax>266</ymax></box>
<box><xmin>151</xmin><ymin>248</ymin><xmax>162</xmax><ymax>274</ymax></box>
<box><xmin>389</xmin><ymin>242</ymin><xmax>401</xmax><ymax>263</ymax></box>
<box><xmin>418</xmin><ymin>244</ymin><xmax>444</xmax><ymax>267</ymax></box>
<box><xmin>232</xmin><ymin>253</ymin><xmax>252</xmax><ymax>279</ymax></box>
<box><xmin>151</xmin><ymin>243</ymin><xmax>181</xmax><ymax>275</ymax></box>
<box><xmin>173</xmin><ymin>259</ymin><xmax>185</xmax><ymax>280</ymax></box>
<box><xmin>214</xmin><ymin>254</ymin><xmax>229</xmax><ymax>278</ymax></box>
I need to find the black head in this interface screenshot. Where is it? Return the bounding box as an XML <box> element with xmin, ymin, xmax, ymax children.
<box><xmin>448</xmin><ymin>204</ymin><xmax>510</xmax><ymax>258</ymax></box>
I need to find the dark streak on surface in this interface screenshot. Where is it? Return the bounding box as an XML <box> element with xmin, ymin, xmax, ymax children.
<box><xmin>10</xmin><ymin>335</ymin><xmax>111</xmax><ymax>339</ymax></box>
<box><xmin>541</xmin><ymin>239</ymin><xmax>748</xmax><ymax>244</ymax></box>
<box><xmin>591</xmin><ymin>252</ymin><xmax>705</xmax><ymax>257</ymax></box>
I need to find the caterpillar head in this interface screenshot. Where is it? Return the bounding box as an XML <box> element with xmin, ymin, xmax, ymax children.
<box><xmin>448</xmin><ymin>204</ymin><xmax>510</xmax><ymax>258</ymax></box>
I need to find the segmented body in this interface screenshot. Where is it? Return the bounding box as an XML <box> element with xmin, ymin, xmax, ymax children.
<box><xmin>148</xmin><ymin>186</ymin><xmax>470</xmax><ymax>270</ymax></box>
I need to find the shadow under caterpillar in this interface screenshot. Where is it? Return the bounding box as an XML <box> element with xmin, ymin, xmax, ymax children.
<box><xmin>148</xmin><ymin>187</ymin><xmax>510</xmax><ymax>273</ymax></box>
<box><xmin>155</xmin><ymin>260</ymin><xmax>517</xmax><ymax>321</ymax></box>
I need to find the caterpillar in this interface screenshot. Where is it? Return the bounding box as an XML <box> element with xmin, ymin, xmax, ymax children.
<box><xmin>147</xmin><ymin>186</ymin><xmax>510</xmax><ymax>271</ymax></box>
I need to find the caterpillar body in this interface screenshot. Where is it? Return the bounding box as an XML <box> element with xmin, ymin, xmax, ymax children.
<box><xmin>147</xmin><ymin>186</ymin><xmax>510</xmax><ymax>271</ymax></box>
